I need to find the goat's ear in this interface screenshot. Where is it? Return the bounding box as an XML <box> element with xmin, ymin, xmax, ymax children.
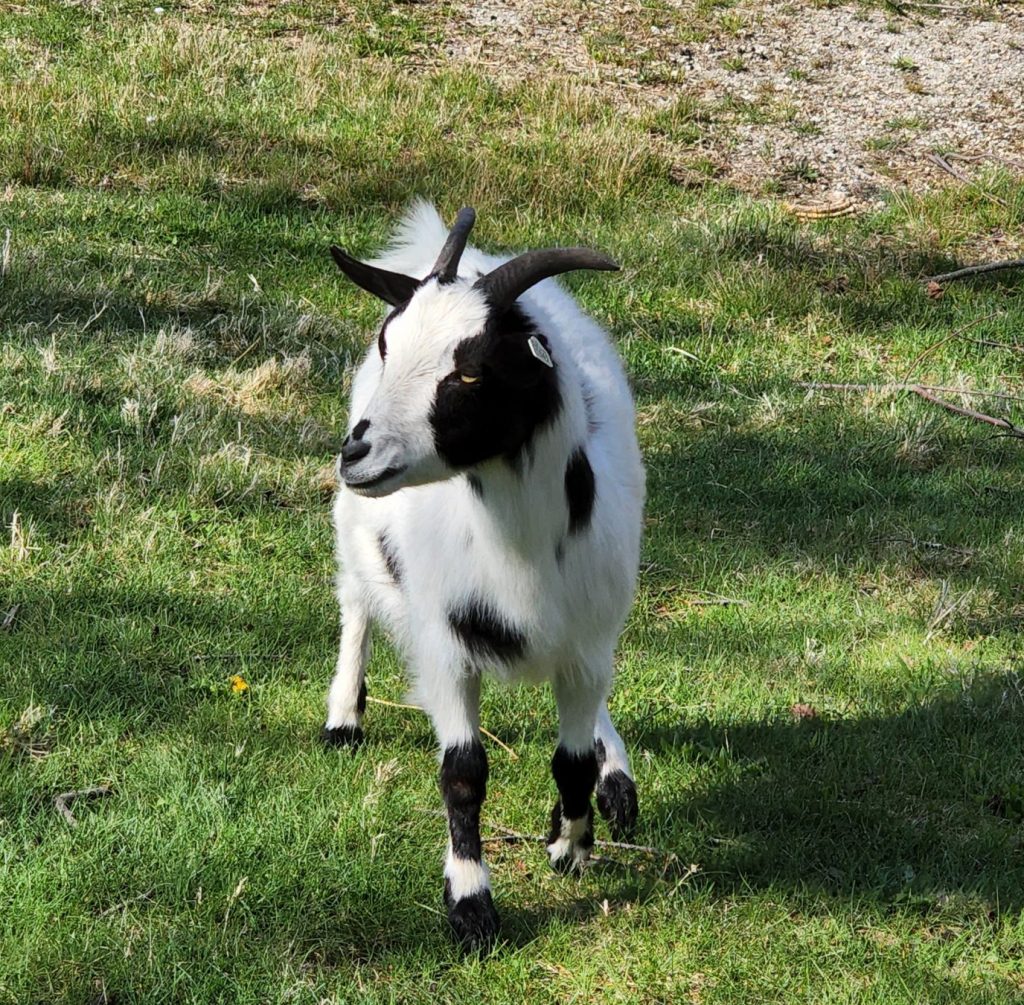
<box><xmin>330</xmin><ymin>246</ymin><xmax>420</xmax><ymax>307</ymax></box>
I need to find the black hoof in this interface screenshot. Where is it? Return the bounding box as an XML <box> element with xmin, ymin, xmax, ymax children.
<box><xmin>596</xmin><ymin>770</ymin><xmax>638</xmax><ymax>840</ymax></box>
<box><xmin>444</xmin><ymin>881</ymin><xmax>500</xmax><ymax>952</ymax></box>
<box><xmin>321</xmin><ymin>724</ymin><xmax>364</xmax><ymax>748</ymax></box>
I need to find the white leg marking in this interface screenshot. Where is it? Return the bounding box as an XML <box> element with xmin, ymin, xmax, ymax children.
<box><xmin>547</xmin><ymin>814</ymin><xmax>592</xmax><ymax>869</ymax></box>
<box><xmin>325</xmin><ymin>604</ymin><xmax>370</xmax><ymax>729</ymax></box>
<box><xmin>444</xmin><ymin>845</ymin><xmax>491</xmax><ymax>901</ymax></box>
<box><xmin>595</xmin><ymin>704</ymin><xmax>633</xmax><ymax>779</ymax></box>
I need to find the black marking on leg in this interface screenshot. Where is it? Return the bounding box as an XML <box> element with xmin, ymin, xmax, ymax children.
<box><xmin>441</xmin><ymin>740</ymin><xmax>488</xmax><ymax>861</ymax></box>
<box><xmin>448</xmin><ymin>596</ymin><xmax>526</xmax><ymax>662</ymax></box>
<box><xmin>551</xmin><ymin>745</ymin><xmax>599</xmax><ymax>820</ymax></box>
<box><xmin>565</xmin><ymin>448</ymin><xmax>595</xmax><ymax>534</ymax></box>
<box><xmin>444</xmin><ymin>879</ymin><xmax>500</xmax><ymax>951</ymax></box>
<box><xmin>596</xmin><ymin>770</ymin><xmax>638</xmax><ymax>840</ymax></box>
<box><xmin>377</xmin><ymin>532</ymin><xmax>402</xmax><ymax>584</ymax></box>
<box><xmin>322</xmin><ymin>724</ymin><xmax>363</xmax><ymax>748</ymax></box>
<box><xmin>467</xmin><ymin>474</ymin><xmax>484</xmax><ymax>499</ymax></box>
<box><xmin>357</xmin><ymin>679</ymin><xmax>367</xmax><ymax>715</ymax></box>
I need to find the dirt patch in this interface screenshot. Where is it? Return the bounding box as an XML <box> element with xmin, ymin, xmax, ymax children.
<box><xmin>438</xmin><ymin>0</ymin><xmax>1024</xmax><ymax>200</ymax></box>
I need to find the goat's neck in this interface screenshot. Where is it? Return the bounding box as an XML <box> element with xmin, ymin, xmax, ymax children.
<box><xmin>468</xmin><ymin>388</ymin><xmax>587</xmax><ymax>556</ymax></box>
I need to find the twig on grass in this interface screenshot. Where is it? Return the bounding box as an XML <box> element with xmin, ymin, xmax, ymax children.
<box><xmin>1</xmin><ymin>604</ymin><xmax>19</xmax><ymax>631</ymax></box>
<box><xmin>912</xmin><ymin>385</ymin><xmax>1024</xmax><ymax>439</ymax></box>
<box><xmin>54</xmin><ymin>785</ymin><xmax>113</xmax><ymax>827</ymax></box>
<box><xmin>926</xmin><ymin>152</ymin><xmax>1009</xmax><ymax>208</ymax></box>
<box><xmin>799</xmin><ymin>382</ymin><xmax>1024</xmax><ymax>440</ymax></box>
<box><xmin>98</xmin><ymin>889</ymin><xmax>154</xmax><ymax>918</ymax></box>
<box><xmin>798</xmin><ymin>381</ymin><xmax>1024</xmax><ymax>405</ymax></box>
<box><xmin>900</xmin><ymin>313</ymin><xmax>1001</xmax><ymax>383</ymax></box>
<box><xmin>366</xmin><ymin>696</ymin><xmax>518</xmax><ymax>760</ymax></box>
<box><xmin>486</xmin><ymin>822</ymin><xmax>678</xmax><ymax>858</ymax></box>
<box><xmin>413</xmin><ymin>808</ymin><xmax>681</xmax><ymax>861</ymax></box>
<box><xmin>925</xmin><ymin>258</ymin><xmax>1024</xmax><ymax>285</ymax></box>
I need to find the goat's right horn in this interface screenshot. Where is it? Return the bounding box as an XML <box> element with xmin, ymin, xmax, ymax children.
<box><xmin>475</xmin><ymin>247</ymin><xmax>619</xmax><ymax>315</ymax></box>
<box><xmin>430</xmin><ymin>206</ymin><xmax>477</xmax><ymax>284</ymax></box>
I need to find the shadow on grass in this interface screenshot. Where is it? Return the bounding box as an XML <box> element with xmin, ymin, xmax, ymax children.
<box><xmin>627</xmin><ymin>670</ymin><xmax>1024</xmax><ymax>914</ymax></box>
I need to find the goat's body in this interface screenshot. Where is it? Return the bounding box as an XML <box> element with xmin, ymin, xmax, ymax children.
<box><xmin>325</xmin><ymin>203</ymin><xmax>643</xmax><ymax>948</ymax></box>
<box><xmin>333</xmin><ymin>204</ymin><xmax>642</xmax><ymax>696</ymax></box>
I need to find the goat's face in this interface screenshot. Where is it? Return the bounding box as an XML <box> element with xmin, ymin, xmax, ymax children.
<box><xmin>330</xmin><ymin>206</ymin><xmax>616</xmax><ymax>498</ymax></box>
<box><xmin>339</xmin><ymin>279</ymin><xmax>561</xmax><ymax>497</ymax></box>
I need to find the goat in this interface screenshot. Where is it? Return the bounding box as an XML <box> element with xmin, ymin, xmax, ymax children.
<box><xmin>324</xmin><ymin>203</ymin><xmax>644</xmax><ymax>949</ymax></box>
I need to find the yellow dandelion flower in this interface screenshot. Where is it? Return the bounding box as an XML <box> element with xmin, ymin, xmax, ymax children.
<box><xmin>230</xmin><ymin>674</ymin><xmax>249</xmax><ymax>694</ymax></box>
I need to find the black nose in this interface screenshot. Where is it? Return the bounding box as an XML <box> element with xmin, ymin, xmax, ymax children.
<box><xmin>341</xmin><ymin>436</ymin><xmax>371</xmax><ymax>465</ymax></box>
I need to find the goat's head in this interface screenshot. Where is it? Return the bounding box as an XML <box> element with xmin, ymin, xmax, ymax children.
<box><xmin>331</xmin><ymin>207</ymin><xmax>618</xmax><ymax>497</ymax></box>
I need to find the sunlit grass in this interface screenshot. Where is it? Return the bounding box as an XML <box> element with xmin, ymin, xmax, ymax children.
<box><xmin>2</xmin><ymin>4</ymin><xmax>1024</xmax><ymax>1003</ymax></box>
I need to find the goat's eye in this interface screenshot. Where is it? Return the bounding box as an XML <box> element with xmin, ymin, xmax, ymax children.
<box><xmin>459</xmin><ymin>373</ymin><xmax>480</xmax><ymax>384</ymax></box>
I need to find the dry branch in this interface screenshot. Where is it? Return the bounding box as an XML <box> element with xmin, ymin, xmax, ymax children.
<box><xmin>925</xmin><ymin>258</ymin><xmax>1024</xmax><ymax>285</ymax></box>
<box><xmin>799</xmin><ymin>381</ymin><xmax>1024</xmax><ymax>440</ymax></box>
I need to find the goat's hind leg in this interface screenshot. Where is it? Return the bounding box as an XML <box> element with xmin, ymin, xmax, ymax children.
<box><xmin>323</xmin><ymin>587</ymin><xmax>371</xmax><ymax>747</ymax></box>
<box><xmin>595</xmin><ymin>704</ymin><xmax>638</xmax><ymax>839</ymax></box>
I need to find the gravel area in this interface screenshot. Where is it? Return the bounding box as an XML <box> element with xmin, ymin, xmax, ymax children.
<box><xmin>440</xmin><ymin>1</ymin><xmax>1024</xmax><ymax>201</ymax></box>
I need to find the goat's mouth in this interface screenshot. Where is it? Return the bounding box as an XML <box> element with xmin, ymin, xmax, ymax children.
<box><xmin>343</xmin><ymin>464</ymin><xmax>408</xmax><ymax>496</ymax></box>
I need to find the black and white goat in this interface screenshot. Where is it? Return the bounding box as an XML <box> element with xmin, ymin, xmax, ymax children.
<box><xmin>325</xmin><ymin>203</ymin><xmax>644</xmax><ymax>948</ymax></box>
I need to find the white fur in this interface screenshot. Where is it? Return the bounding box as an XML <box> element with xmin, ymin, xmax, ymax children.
<box><xmin>445</xmin><ymin>846</ymin><xmax>490</xmax><ymax>901</ymax></box>
<box><xmin>326</xmin><ymin>201</ymin><xmax>644</xmax><ymax>896</ymax></box>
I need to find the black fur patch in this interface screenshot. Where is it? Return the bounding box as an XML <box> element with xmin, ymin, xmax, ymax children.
<box><xmin>441</xmin><ymin>741</ymin><xmax>489</xmax><ymax>861</ymax></box>
<box><xmin>430</xmin><ymin>304</ymin><xmax>562</xmax><ymax>470</ymax></box>
<box><xmin>551</xmin><ymin>744</ymin><xmax>599</xmax><ymax>821</ymax></box>
<box><xmin>322</xmin><ymin>724</ymin><xmax>363</xmax><ymax>748</ymax></box>
<box><xmin>444</xmin><ymin>881</ymin><xmax>500</xmax><ymax>950</ymax></box>
<box><xmin>467</xmin><ymin>474</ymin><xmax>484</xmax><ymax>499</ymax></box>
<box><xmin>378</xmin><ymin>533</ymin><xmax>402</xmax><ymax>584</ymax></box>
<box><xmin>554</xmin><ymin>540</ymin><xmax>565</xmax><ymax>566</ymax></box>
<box><xmin>594</xmin><ymin>739</ymin><xmax>638</xmax><ymax>839</ymax></box>
<box><xmin>596</xmin><ymin>771</ymin><xmax>638</xmax><ymax>840</ymax></box>
<box><xmin>351</xmin><ymin>418</ymin><xmax>370</xmax><ymax>441</ymax></box>
<box><xmin>448</xmin><ymin>597</ymin><xmax>527</xmax><ymax>662</ymax></box>
<box><xmin>564</xmin><ymin>448</ymin><xmax>595</xmax><ymax>535</ymax></box>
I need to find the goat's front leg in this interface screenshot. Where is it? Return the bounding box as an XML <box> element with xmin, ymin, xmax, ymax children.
<box><xmin>323</xmin><ymin>586</ymin><xmax>371</xmax><ymax>747</ymax></box>
<box><xmin>425</xmin><ymin>671</ymin><xmax>500</xmax><ymax>950</ymax></box>
<box><xmin>547</xmin><ymin>673</ymin><xmax>603</xmax><ymax>873</ymax></box>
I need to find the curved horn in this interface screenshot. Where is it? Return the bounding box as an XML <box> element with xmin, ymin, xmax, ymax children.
<box><xmin>430</xmin><ymin>206</ymin><xmax>477</xmax><ymax>284</ymax></box>
<box><xmin>330</xmin><ymin>245</ymin><xmax>420</xmax><ymax>307</ymax></box>
<box><xmin>475</xmin><ymin>247</ymin><xmax>619</xmax><ymax>314</ymax></box>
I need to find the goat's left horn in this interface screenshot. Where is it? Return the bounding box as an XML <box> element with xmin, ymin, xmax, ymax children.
<box><xmin>431</xmin><ymin>206</ymin><xmax>477</xmax><ymax>284</ymax></box>
<box><xmin>475</xmin><ymin>248</ymin><xmax>619</xmax><ymax>314</ymax></box>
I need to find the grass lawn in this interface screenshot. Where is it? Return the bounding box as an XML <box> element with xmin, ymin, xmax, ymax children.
<box><xmin>2</xmin><ymin>3</ymin><xmax>1024</xmax><ymax>1002</ymax></box>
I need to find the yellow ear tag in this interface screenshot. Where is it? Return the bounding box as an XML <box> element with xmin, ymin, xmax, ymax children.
<box><xmin>460</xmin><ymin>374</ymin><xmax>479</xmax><ymax>384</ymax></box>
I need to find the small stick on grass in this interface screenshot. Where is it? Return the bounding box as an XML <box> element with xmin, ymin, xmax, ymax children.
<box><xmin>925</xmin><ymin>152</ymin><xmax>1008</xmax><ymax>208</ymax></box>
<box><xmin>54</xmin><ymin>785</ymin><xmax>113</xmax><ymax>827</ymax></box>
<box><xmin>925</xmin><ymin>258</ymin><xmax>1024</xmax><ymax>286</ymax></box>
<box><xmin>799</xmin><ymin>382</ymin><xmax>1024</xmax><ymax>440</ymax></box>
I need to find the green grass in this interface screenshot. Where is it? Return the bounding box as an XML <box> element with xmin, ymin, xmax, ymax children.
<box><xmin>3</xmin><ymin>4</ymin><xmax>1024</xmax><ymax>1003</ymax></box>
